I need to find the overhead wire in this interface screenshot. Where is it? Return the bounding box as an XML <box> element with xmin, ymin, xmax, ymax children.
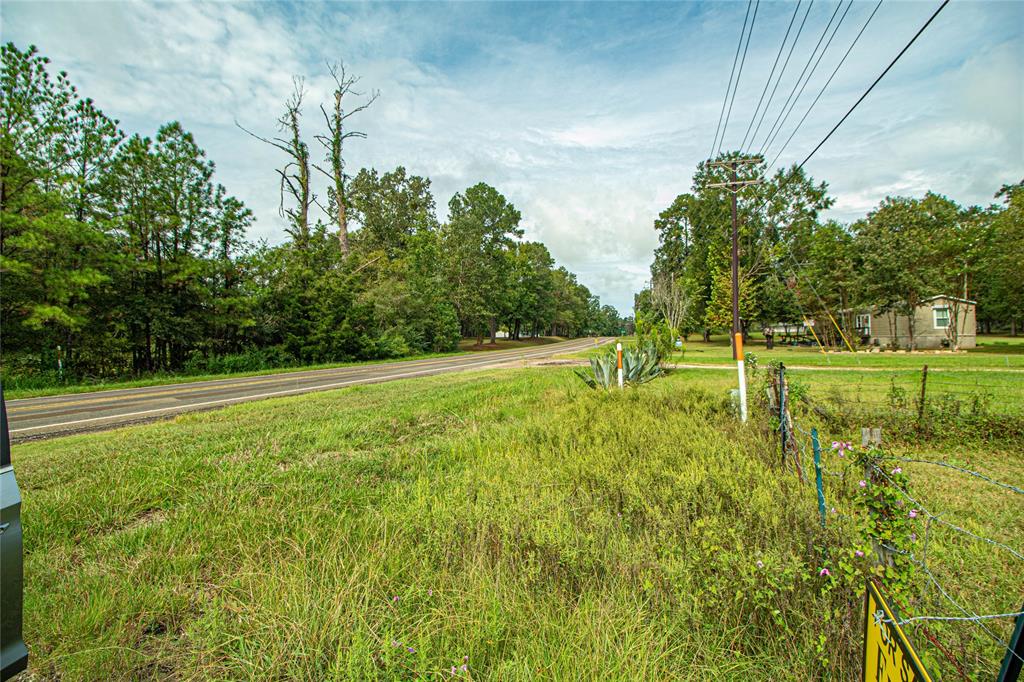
<box><xmin>717</xmin><ymin>0</ymin><xmax>762</xmax><ymax>156</ymax></box>
<box><xmin>761</xmin><ymin>0</ymin><xmax>857</xmax><ymax>160</ymax></box>
<box><xmin>710</xmin><ymin>0</ymin><xmax>755</xmax><ymax>160</ymax></box>
<box><xmin>755</xmin><ymin>0</ymin><xmax>847</xmax><ymax>156</ymax></box>
<box><xmin>767</xmin><ymin>0</ymin><xmax>884</xmax><ymax>169</ymax></box>
<box><xmin>746</xmin><ymin>0</ymin><xmax>816</xmax><ymax>154</ymax></box>
<box><xmin>739</xmin><ymin>0</ymin><xmax>804</xmax><ymax>151</ymax></box>
<box><xmin>794</xmin><ymin>0</ymin><xmax>951</xmax><ymax>171</ymax></box>
<box><xmin>730</xmin><ymin>0</ymin><xmax>951</xmax><ymax>348</ymax></box>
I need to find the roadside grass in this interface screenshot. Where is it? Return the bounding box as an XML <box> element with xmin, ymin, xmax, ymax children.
<box><xmin>2</xmin><ymin>351</ymin><xmax>469</xmax><ymax>401</ymax></box>
<box><xmin>14</xmin><ymin>365</ymin><xmax>1022</xmax><ymax>679</ymax></box>
<box><xmin>5</xmin><ymin>337</ymin><xmax>572</xmax><ymax>401</ymax></box>
<box><xmin>457</xmin><ymin>336</ymin><xmax>565</xmax><ymax>351</ymax></box>
<box><xmin>20</xmin><ymin>367</ymin><xmax>835</xmax><ymax>681</ymax></box>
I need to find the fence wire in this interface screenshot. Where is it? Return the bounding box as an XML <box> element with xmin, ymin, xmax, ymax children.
<box><xmin>768</xmin><ymin>363</ymin><xmax>1024</xmax><ymax>678</ymax></box>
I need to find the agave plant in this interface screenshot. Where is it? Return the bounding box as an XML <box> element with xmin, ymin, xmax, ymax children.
<box><xmin>621</xmin><ymin>341</ymin><xmax>662</xmax><ymax>385</ymax></box>
<box><xmin>575</xmin><ymin>352</ymin><xmax>616</xmax><ymax>389</ymax></box>
<box><xmin>575</xmin><ymin>341</ymin><xmax>662</xmax><ymax>390</ymax></box>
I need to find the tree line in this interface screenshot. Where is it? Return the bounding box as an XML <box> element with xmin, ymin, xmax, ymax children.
<box><xmin>636</xmin><ymin>152</ymin><xmax>1023</xmax><ymax>346</ymax></box>
<box><xmin>0</xmin><ymin>44</ymin><xmax>624</xmax><ymax>386</ymax></box>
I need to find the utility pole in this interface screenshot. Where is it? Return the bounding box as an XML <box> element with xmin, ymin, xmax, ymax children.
<box><xmin>708</xmin><ymin>155</ymin><xmax>762</xmax><ymax>422</ymax></box>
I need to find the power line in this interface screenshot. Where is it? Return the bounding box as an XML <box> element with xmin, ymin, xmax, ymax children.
<box><xmin>749</xmin><ymin>0</ymin><xmax>950</xmax><ymax>227</ymax></box>
<box><xmin>739</xmin><ymin>0</ymin><xmax>803</xmax><ymax>152</ymax></box>
<box><xmin>761</xmin><ymin>0</ymin><xmax>856</xmax><ymax>159</ymax></box>
<box><xmin>746</xmin><ymin>1</ymin><xmax>816</xmax><ymax>154</ymax></box>
<box><xmin>767</xmin><ymin>0</ymin><xmax>884</xmax><ymax>169</ymax></box>
<box><xmin>710</xmin><ymin>0</ymin><xmax>755</xmax><ymax>160</ymax></box>
<box><xmin>717</xmin><ymin>0</ymin><xmax>761</xmax><ymax>157</ymax></box>
<box><xmin>795</xmin><ymin>0</ymin><xmax>951</xmax><ymax>170</ymax></box>
<box><xmin>756</xmin><ymin>0</ymin><xmax>849</xmax><ymax>156</ymax></box>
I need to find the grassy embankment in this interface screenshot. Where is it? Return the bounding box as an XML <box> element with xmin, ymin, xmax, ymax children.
<box><xmin>3</xmin><ymin>338</ymin><xmax>565</xmax><ymax>401</ymax></box>
<box><xmin>14</xmin><ymin>361</ymin><xmax>1023</xmax><ymax>680</ymax></box>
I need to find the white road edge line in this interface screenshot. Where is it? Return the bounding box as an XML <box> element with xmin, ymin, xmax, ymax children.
<box><xmin>10</xmin><ymin>339</ymin><xmax>602</xmax><ymax>433</ymax></box>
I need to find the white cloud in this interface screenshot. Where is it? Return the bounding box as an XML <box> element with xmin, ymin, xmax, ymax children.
<box><xmin>3</xmin><ymin>0</ymin><xmax>1021</xmax><ymax>314</ymax></box>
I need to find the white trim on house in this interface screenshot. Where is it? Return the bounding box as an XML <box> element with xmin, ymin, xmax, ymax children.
<box><xmin>921</xmin><ymin>294</ymin><xmax>976</xmax><ymax>305</ymax></box>
<box><xmin>855</xmin><ymin>312</ymin><xmax>871</xmax><ymax>335</ymax></box>
<box><xmin>932</xmin><ymin>305</ymin><xmax>950</xmax><ymax>329</ymax></box>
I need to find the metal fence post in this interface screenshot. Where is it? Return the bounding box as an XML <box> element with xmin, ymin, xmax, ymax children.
<box><xmin>811</xmin><ymin>427</ymin><xmax>826</xmax><ymax>529</ymax></box>
<box><xmin>779</xmin><ymin>363</ymin><xmax>787</xmax><ymax>464</ymax></box>
<box><xmin>917</xmin><ymin>364</ymin><xmax>928</xmax><ymax>425</ymax></box>
<box><xmin>997</xmin><ymin>599</ymin><xmax>1024</xmax><ymax>682</ymax></box>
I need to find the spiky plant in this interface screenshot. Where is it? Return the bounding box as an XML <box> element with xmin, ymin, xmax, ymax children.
<box><xmin>575</xmin><ymin>341</ymin><xmax>662</xmax><ymax>390</ymax></box>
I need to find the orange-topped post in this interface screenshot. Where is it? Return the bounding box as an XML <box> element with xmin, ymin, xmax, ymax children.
<box><xmin>616</xmin><ymin>342</ymin><xmax>624</xmax><ymax>389</ymax></box>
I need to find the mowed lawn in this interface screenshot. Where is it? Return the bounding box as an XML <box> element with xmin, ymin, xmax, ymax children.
<box><xmin>576</xmin><ymin>333</ymin><xmax>1024</xmax><ymax>370</ymax></box>
<box><xmin>13</xmin><ymin>365</ymin><xmax>1024</xmax><ymax>680</ymax></box>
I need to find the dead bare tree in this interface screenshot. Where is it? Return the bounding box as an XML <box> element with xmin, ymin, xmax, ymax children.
<box><xmin>237</xmin><ymin>78</ymin><xmax>314</xmax><ymax>247</ymax></box>
<box><xmin>313</xmin><ymin>62</ymin><xmax>379</xmax><ymax>255</ymax></box>
<box><xmin>651</xmin><ymin>272</ymin><xmax>692</xmax><ymax>333</ymax></box>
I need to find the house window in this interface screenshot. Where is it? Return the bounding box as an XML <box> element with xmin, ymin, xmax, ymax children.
<box><xmin>855</xmin><ymin>313</ymin><xmax>871</xmax><ymax>335</ymax></box>
<box><xmin>933</xmin><ymin>306</ymin><xmax>950</xmax><ymax>329</ymax></box>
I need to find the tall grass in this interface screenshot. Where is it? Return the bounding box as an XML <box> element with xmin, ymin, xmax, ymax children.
<box><xmin>17</xmin><ymin>369</ymin><xmax>848</xmax><ymax>680</ymax></box>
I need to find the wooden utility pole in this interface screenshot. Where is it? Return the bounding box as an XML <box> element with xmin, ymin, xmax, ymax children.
<box><xmin>708</xmin><ymin>155</ymin><xmax>762</xmax><ymax>422</ymax></box>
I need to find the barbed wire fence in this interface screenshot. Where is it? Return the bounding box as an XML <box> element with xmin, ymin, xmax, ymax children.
<box><xmin>764</xmin><ymin>360</ymin><xmax>1024</xmax><ymax>679</ymax></box>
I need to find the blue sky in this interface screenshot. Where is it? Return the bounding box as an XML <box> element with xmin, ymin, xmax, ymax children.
<box><xmin>4</xmin><ymin>0</ymin><xmax>1022</xmax><ymax>313</ymax></box>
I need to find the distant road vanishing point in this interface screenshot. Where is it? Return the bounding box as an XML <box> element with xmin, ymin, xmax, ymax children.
<box><xmin>8</xmin><ymin>337</ymin><xmax>611</xmax><ymax>441</ymax></box>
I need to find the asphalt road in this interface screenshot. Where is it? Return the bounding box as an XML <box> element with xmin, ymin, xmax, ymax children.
<box><xmin>7</xmin><ymin>337</ymin><xmax>610</xmax><ymax>441</ymax></box>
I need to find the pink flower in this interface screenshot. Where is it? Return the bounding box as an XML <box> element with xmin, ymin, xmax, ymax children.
<box><xmin>859</xmin><ymin>480</ymin><xmax>867</xmax><ymax>488</ymax></box>
<box><xmin>831</xmin><ymin>441</ymin><xmax>839</xmax><ymax>449</ymax></box>
<box><xmin>392</xmin><ymin>596</ymin><xmax>399</xmax><ymax>602</ymax></box>
<box><xmin>892</xmin><ymin>467</ymin><xmax>902</xmax><ymax>475</ymax></box>
<box><xmin>450</xmin><ymin>666</ymin><xmax>457</xmax><ymax>676</ymax></box>
<box><xmin>855</xmin><ymin>550</ymin><xmax>864</xmax><ymax>558</ymax></box>
<box><xmin>428</xmin><ymin>589</ymin><xmax>433</xmax><ymax>597</ymax></box>
<box><xmin>461</xmin><ymin>665</ymin><xmax>468</xmax><ymax>672</ymax></box>
<box><xmin>819</xmin><ymin>568</ymin><xmax>831</xmax><ymax>576</ymax></box>
<box><xmin>908</xmin><ymin>509</ymin><xmax>918</xmax><ymax>519</ymax></box>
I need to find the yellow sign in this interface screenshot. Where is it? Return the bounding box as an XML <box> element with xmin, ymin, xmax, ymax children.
<box><xmin>863</xmin><ymin>580</ymin><xmax>932</xmax><ymax>682</ymax></box>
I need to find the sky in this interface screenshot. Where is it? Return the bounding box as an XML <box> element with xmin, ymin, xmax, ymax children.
<box><xmin>3</xmin><ymin>0</ymin><xmax>1022</xmax><ymax>314</ymax></box>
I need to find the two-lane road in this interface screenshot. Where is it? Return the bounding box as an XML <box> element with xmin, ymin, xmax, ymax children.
<box><xmin>8</xmin><ymin>337</ymin><xmax>610</xmax><ymax>441</ymax></box>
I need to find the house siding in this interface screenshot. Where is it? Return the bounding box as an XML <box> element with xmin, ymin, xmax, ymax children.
<box><xmin>867</xmin><ymin>297</ymin><xmax>976</xmax><ymax>349</ymax></box>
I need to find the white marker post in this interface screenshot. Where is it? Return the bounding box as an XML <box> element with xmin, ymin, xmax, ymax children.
<box><xmin>616</xmin><ymin>342</ymin><xmax>624</xmax><ymax>390</ymax></box>
<box><xmin>735</xmin><ymin>332</ymin><xmax>748</xmax><ymax>422</ymax></box>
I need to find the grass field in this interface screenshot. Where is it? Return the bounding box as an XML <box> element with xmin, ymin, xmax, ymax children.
<box><xmin>457</xmin><ymin>336</ymin><xmax>564</xmax><ymax>351</ymax></box>
<box><xmin>12</xmin><ymin>361</ymin><xmax>1023</xmax><ymax>680</ymax></box>
<box><xmin>576</xmin><ymin>334</ymin><xmax>1024</xmax><ymax>370</ymax></box>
